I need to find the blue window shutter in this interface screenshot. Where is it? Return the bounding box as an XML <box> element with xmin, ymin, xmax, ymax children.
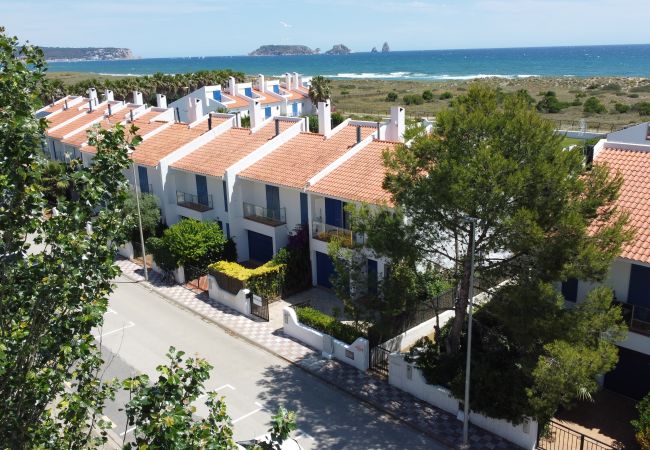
<box><xmin>222</xmin><ymin>180</ymin><xmax>228</xmax><ymax>211</ymax></box>
<box><xmin>266</xmin><ymin>185</ymin><xmax>280</xmax><ymax>211</ymax></box>
<box><xmin>195</xmin><ymin>174</ymin><xmax>208</xmax><ymax>205</ymax></box>
<box><xmin>52</xmin><ymin>141</ymin><xmax>57</xmax><ymax>160</ymax></box>
<box><xmin>138</xmin><ymin>166</ymin><xmax>149</xmax><ymax>193</ymax></box>
<box><xmin>217</xmin><ymin>220</ymin><xmax>223</xmax><ymax>231</ymax></box>
<box><xmin>244</xmin><ymin>87</ymin><xmax>252</xmax><ymax>97</ymax></box>
<box><xmin>226</xmin><ymin>223</ymin><xmax>231</xmax><ymax>239</ymax></box>
<box><xmin>213</xmin><ymin>90</ymin><xmax>222</xmax><ymax>101</ymax></box>
<box><xmin>273</xmin><ymin>85</ymin><xmax>280</xmax><ymax>94</ymax></box>
<box><xmin>292</xmin><ymin>103</ymin><xmax>298</xmax><ymax>116</ymax></box>
<box><xmin>324</xmin><ymin>198</ymin><xmax>342</xmax><ymax>227</ymax></box>
<box><xmin>265</xmin><ymin>107</ymin><xmax>272</xmax><ymax>119</ymax></box>
<box><xmin>300</xmin><ymin>193</ymin><xmax>308</xmax><ymax>225</ymax></box>
<box><xmin>367</xmin><ymin>259</ymin><xmax>378</xmax><ymax>294</ymax></box>
<box><xmin>629</xmin><ymin>264</ymin><xmax>650</xmax><ymax>308</ymax></box>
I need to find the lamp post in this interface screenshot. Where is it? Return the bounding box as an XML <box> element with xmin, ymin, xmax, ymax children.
<box><xmin>130</xmin><ymin>158</ymin><xmax>148</xmax><ymax>281</ymax></box>
<box><xmin>461</xmin><ymin>217</ymin><xmax>477</xmax><ymax>449</ymax></box>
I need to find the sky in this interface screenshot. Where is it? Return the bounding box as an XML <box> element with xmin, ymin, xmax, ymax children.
<box><xmin>2</xmin><ymin>0</ymin><xmax>649</xmax><ymax>58</ymax></box>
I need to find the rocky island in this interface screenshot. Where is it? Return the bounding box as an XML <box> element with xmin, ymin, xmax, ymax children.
<box><xmin>325</xmin><ymin>44</ymin><xmax>351</xmax><ymax>55</ymax></box>
<box><xmin>41</xmin><ymin>47</ymin><xmax>133</xmax><ymax>61</ymax></box>
<box><xmin>249</xmin><ymin>45</ymin><xmax>318</xmax><ymax>56</ymax></box>
<box><xmin>382</xmin><ymin>42</ymin><xmax>390</xmax><ymax>53</ymax></box>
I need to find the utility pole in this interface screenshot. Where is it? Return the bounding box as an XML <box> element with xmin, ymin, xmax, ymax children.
<box><xmin>461</xmin><ymin>217</ymin><xmax>477</xmax><ymax>449</ymax></box>
<box><xmin>131</xmin><ymin>162</ymin><xmax>148</xmax><ymax>281</ymax></box>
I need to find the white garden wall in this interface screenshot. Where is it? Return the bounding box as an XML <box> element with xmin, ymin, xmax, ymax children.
<box><xmin>389</xmin><ymin>353</ymin><xmax>538</xmax><ymax>450</ymax></box>
<box><xmin>207</xmin><ymin>275</ymin><xmax>251</xmax><ymax>316</ymax></box>
<box><xmin>283</xmin><ymin>307</ymin><xmax>369</xmax><ymax>371</ymax></box>
<box><xmin>381</xmin><ymin>310</ymin><xmax>455</xmax><ymax>352</ymax></box>
<box><xmin>118</xmin><ymin>242</ymin><xmax>134</xmax><ymax>259</ymax></box>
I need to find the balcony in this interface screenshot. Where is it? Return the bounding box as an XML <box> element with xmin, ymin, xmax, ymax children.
<box><xmin>243</xmin><ymin>202</ymin><xmax>286</xmax><ymax>226</ymax></box>
<box><xmin>615</xmin><ymin>301</ymin><xmax>650</xmax><ymax>337</ymax></box>
<box><xmin>176</xmin><ymin>191</ymin><xmax>213</xmax><ymax>212</ymax></box>
<box><xmin>312</xmin><ymin>219</ymin><xmax>364</xmax><ymax>247</ymax></box>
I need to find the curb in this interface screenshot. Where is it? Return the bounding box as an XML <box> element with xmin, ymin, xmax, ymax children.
<box><xmin>117</xmin><ymin>267</ymin><xmax>457</xmax><ymax>449</ymax></box>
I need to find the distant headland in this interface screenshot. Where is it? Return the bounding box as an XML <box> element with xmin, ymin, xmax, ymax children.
<box><xmin>249</xmin><ymin>45</ymin><xmax>320</xmax><ymax>56</ymax></box>
<box><xmin>41</xmin><ymin>47</ymin><xmax>134</xmax><ymax>62</ymax></box>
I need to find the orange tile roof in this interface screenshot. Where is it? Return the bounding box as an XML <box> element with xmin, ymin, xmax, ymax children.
<box><xmin>309</xmin><ymin>140</ymin><xmax>396</xmax><ymax>206</ymax></box>
<box><xmin>48</xmin><ymin>102</ymin><xmax>120</xmax><ymax>139</ymax></box>
<box><xmin>171</xmin><ymin>120</ymin><xmax>295</xmax><ymax>177</ymax></box>
<box><xmin>64</xmin><ymin>108</ymin><xmax>153</xmax><ymax>148</ymax></box>
<box><xmin>222</xmin><ymin>92</ymin><xmax>249</xmax><ymax>109</ymax></box>
<box><xmin>130</xmin><ymin>118</ymin><xmax>224</xmax><ymax>167</ymax></box>
<box><xmin>239</xmin><ymin>125</ymin><xmax>376</xmax><ymax>189</ymax></box>
<box><xmin>278</xmin><ymin>87</ymin><xmax>305</xmax><ymax>101</ymax></box>
<box><xmin>594</xmin><ymin>147</ymin><xmax>650</xmax><ymax>264</ymax></box>
<box><xmin>44</xmin><ymin>101</ymin><xmax>92</xmax><ymax>128</ymax></box>
<box><xmin>40</xmin><ymin>96</ymin><xmax>77</xmax><ymax>114</ymax></box>
<box><xmin>251</xmin><ymin>89</ymin><xmax>281</xmax><ymax>105</ymax></box>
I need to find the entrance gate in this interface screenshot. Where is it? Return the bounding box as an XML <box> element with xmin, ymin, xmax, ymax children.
<box><xmin>248</xmin><ymin>291</ymin><xmax>269</xmax><ymax>321</ymax></box>
<box><xmin>185</xmin><ymin>264</ymin><xmax>209</xmax><ymax>292</ymax></box>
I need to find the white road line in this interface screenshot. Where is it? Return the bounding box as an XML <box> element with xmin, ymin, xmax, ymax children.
<box><xmin>119</xmin><ymin>426</ymin><xmax>136</xmax><ymax>436</ymax></box>
<box><xmin>99</xmin><ymin>321</ymin><xmax>135</xmax><ymax>338</ymax></box>
<box><xmin>215</xmin><ymin>384</ymin><xmax>236</xmax><ymax>392</ymax></box>
<box><xmin>107</xmin><ymin>307</ymin><xmax>118</xmax><ymax>315</ymax></box>
<box><xmin>295</xmin><ymin>429</ymin><xmax>314</xmax><ymax>440</ymax></box>
<box><xmin>232</xmin><ymin>406</ymin><xmax>263</xmax><ymax>424</ymax></box>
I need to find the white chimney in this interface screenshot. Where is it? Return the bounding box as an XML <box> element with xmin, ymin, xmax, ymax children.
<box><xmin>133</xmin><ymin>91</ymin><xmax>144</xmax><ymax>105</ymax></box>
<box><xmin>318</xmin><ymin>101</ymin><xmax>332</xmax><ymax>138</ymax></box>
<box><xmin>249</xmin><ymin>100</ymin><xmax>263</xmax><ymax>129</ymax></box>
<box><xmin>104</xmin><ymin>89</ymin><xmax>114</xmax><ymax>101</ymax></box>
<box><xmin>258</xmin><ymin>74</ymin><xmax>266</xmax><ymax>93</ymax></box>
<box><xmin>87</xmin><ymin>88</ymin><xmax>98</xmax><ymax>105</ymax></box>
<box><xmin>188</xmin><ymin>97</ymin><xmax>203</xmax><ymax>123</ymax></box>
<box><xmin>297</xmin><ymin>73</ymin><xmax>303</xmax><ymax>88</ymax></box>
<box><xmin>156</xmin><ymin>93</ymin><xmax>167</xmax><ymax>109</ymax></box>
<box><xmin>293</xmin><ymin>72</ymin><xmax>300</xmax><ymax>89</ymax></box>
<box><xmin>386</xmin><ymin>106</ymin><xmax>406</xmax><ymax>142</ymax></box>
<box><xmin>285</xmin><ymin>73</ymin><xmax>292</xmax><ymax>91</ymax></box>
<box><xmin>229</xmin><ymin>76</ymin><xmax>237</xmax><ymax>96</ymax></box>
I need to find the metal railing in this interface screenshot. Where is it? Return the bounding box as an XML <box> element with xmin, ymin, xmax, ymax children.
<box><xmin>614</xmin><ymin>300</ymin><xmax>650</xmax><ymax>336</ymax></box>
<box><xmin>176</xmin><ymin>191</ymin><xmax>213</xmax><ymax>212</ymax></box>
<box><xmin>312</xmin><ymin>219</ymin><xmax>364</xmax><ymax>246</ymax></box>
<box><xmin>538</xmin><ymin>420</ymin><xmax>614</xmax><ymax>450</ymax></box>
<box><xmin>243</xmin><ymin>202</ymin><xmax>286</xmax><ymax>226</ymax></box>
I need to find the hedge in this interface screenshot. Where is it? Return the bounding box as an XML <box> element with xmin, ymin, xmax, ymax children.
<box><xmin>209</xmin><ymin>260</ymin><xmax>285</xmax><ymax>299</ymax></box>
<box><xmin>295</xmin><ymin>306</ymin><xmax>363</xmax><ymax>345</ymax></box>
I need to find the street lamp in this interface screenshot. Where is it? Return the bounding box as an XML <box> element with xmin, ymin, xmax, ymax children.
<box><xmin>461</xmin><ymin>216</ymin><xmax>477</xmax><ymax>449</ymax></box>
<box><xmin>128</xmin><ymin>153</ymin><xmax>148</xmax><ymax>281</ymax></box>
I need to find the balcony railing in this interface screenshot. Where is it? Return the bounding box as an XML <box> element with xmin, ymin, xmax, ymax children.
<box><xmin>243</xmin><ymin>202</ymin><xmax>286</xmax><ymax>226</ymax></box>
<box><xmin>615</xmin><ymin>300</ymin><xmax>650</xmax><ymax>337</ymax></box>
<box><xmin>176</xmin><ymin>191</ymin><xmax>213</xmax><ymax>212</ymax></box>
<box><xmin>312</xmin><ymin>219</ymin><xmax>364</xmax><ymax>247</ymax></box>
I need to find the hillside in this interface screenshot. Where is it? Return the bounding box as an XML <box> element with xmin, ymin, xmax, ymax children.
<box><xmin>41</xmin><ymin>47</ymin><xmax>133</xmax><ymax>61</ymax></box>
<box><xmin>249</xmin><ymin>45</ymin><xmax>318</xmax><ymax>56</ymax></box>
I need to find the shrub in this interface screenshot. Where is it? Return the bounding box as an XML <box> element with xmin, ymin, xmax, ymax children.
<box><xmin>272</xmin><ymin>225</ymin><xmax>311</xmax><ymax>294</ymax></box>
<box><xmin>125</xmin><ymin>192</ymin><xmax>161</xmax><ymax>237</ymax></box>
<box><xmin>146</xmin><ymin>236</ymin><xmax>176</xmax><ymax>272</ymax></box>
<box><xmin>161</xmin><ymin>219</ymin><xmax>226</xmax><ymax>268</ymax></box>
<box><xmin>340</xmin><ymin>90</ymin><xmax>350</xmax><ymax>96</ymax></box>
<box><xmin>602</xmin><ymin>83</ymin><xmax>621</xmax><ymax>91</ymax></box>
<box><xmin>536</xmin><ymin>92</ymin><xmax>568</xmax><ymax>113</ymax></box>
<box><xmin>385</xmin><ymin>92</ymin><xmax>398</xmax><ymax>102</ymax></box>
<box><xmin>439</xmin><ymin>91</ymin><xmax>453</xmax><ymax>100</ymax></box>
<box><xmin>632</xmin><ymin>393</ymin><xmax>650</xmax><ymax>450</ymax></box>
<box><xmin>629</xmin><ymin>93</ymin><xmax>640</xmax><ymax>98</ymax></box>
<box><xmin>583</xmin><ymin>96</ymin><xmax>606</xmax><ymax>114</ymax></box>
<box><xmin>307</xmin><ymin>115</ymin><xmax>318</xmax><ymax>132</ymax></box>
<box><xmin>222</xmin><ymin>238</ymin><xmax>238</xmax><ymax>262</ymax></box>
<box><xmin>209</xmin><ymin>260</ymin><xmax>285</xmax><ymax>299</ymax></box>
<box><xmin>614</xmin><ymin>103</ymin><xmax>630</xmax><ymax>113</ymax></box>
<box><xmin>331</xmin><ymin>111</ymin><xmax>345</xmax><ymax>127</ymax></box>
<box><xmin>295</xmin><ymin>306</ymin><xmax>363</xmax><ymax>345</ymax></box>
<box><xmin>239</xmin><ymin>115</ymin><xmax>251</xmax><ymax>128</ymax></box>
<box><xmin>422</xmin><ymin>90</ymin><xmax>434</xmax><ymax>101</ymax></box>
<box><xmin>403</xmin><ymin>94</ymin><xmax>423</xmax><ymax>105</ymax></box>
<box><xmin>633</xmin><ymin>102</ymin><xmax>650</xmax><ymax>116</ymax></box>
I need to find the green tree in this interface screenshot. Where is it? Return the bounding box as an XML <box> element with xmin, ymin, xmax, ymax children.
<box><xmin>378</xmin><ymin>84</ymin><xmax>630</xmax><ymax>354</ymax></box>
<box><xmin>124</xmin><ymin>191</ymin><xmax>161</xmax><ymax>237</ymax></box>
<box><xmin>308</xmin><ymin>75</ymin><xmax>332</xmax><ymax>107</ymax></box>
<box><xmin>0</xmin><ymin>27</ymin><xmax>140</xmax><ymax>447</ymax></box>
<box><xmin>536</xmin><ymin>91</ymin><xmax>567</xmax><ymax>113</ymax></box>
<box><xmin>633</xmin><ymin>101</ymin><xmax>650</xmax><ymax>116</ymax></box>
<box><xmin>385</xmin><ymin>92</ymin><xmax>398</xmax><ymax>102</ymax></box>
<box><xmin>422</xmin><ymin>90</ymin><xmax>434</xmax><ymax>101</ymax></box>
<box><xmin>123</xmin><ymin>347</ymin><xmax>296</xmax><ymax>449</ymax></box>
<box><xmin>583</xmin><ymin>96</ymin><xmax>606</xmax><ymax>114</ymax></box>
<box><xmin>159</xmin><ymin>218</ymin><xmax>226</xmax><ymax>269</ymax></box>
<box><xmin>632</xmin><ymin>393</ymin><xmax>650</xmax><ymax>450</ymax></box>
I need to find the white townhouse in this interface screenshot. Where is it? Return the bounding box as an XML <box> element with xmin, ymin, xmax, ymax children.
<box><xmin>169</xmin><ymin>72</ymin><xmax>311</xmax><ymax>123</ymax></box>
<box><xmin>562</xmin><ymin>122</ymin><xmax>650</xmax><ymax>399</ymax></box>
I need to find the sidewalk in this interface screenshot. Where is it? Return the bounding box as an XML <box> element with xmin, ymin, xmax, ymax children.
<box><xmin>116</xmin><ymin>258</ymin><xmax>519</xmax><ymax>450</ymax></box>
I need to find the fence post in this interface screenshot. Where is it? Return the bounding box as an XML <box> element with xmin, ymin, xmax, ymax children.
<box><xmin>580</xmin><ymin>434</ymin><xmax>585</xmax><ymax>450</ymax></box>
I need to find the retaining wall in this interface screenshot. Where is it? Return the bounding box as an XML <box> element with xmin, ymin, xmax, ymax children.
<box><xmin>208</xmin><ymin>275</ymin><xmax>251</xmax><ymax>315</ymax></box>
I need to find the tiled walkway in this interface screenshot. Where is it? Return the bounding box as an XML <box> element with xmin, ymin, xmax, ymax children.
<box><xmin>116</xmin><ymin>258</ymin><xmax>520</xmax><ymax>450</ymax></box>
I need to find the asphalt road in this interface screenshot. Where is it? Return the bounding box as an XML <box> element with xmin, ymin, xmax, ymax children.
<box><xmin>96</xmin><ymin>276</ymin><xmax>445</xmax><ymax>449</ymax></box>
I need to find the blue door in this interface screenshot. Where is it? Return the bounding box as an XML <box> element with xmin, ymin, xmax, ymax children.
<box><xmin>316</xmin><ymin>251</ymin><xmax>335</xmax><ymax>288</ymax></box>
<box><xmin>213</xmin><ymin>90</ymin><xmax>222</xmax><ymax>101</ymax></box>
<box><xmin>367</xmin><ymin>259</ymin><xmax>378</xmax><ymax>294</ymax></box>
<box><xmin>222</xmin><ymin>180</ymin><xmax>228</xmax><ymax>211</ymax></box>
<box><xmin>325</xmin><ymin>197</ymin><xmax>343</xmax><ymax>227</ymax></box>
<box><xmin>292</xmin><ymin>103</ymin><xmax>298</xmax><ymax>116</ymax></box>
<box><xmin>248</xmin><ymin>230</ymin><xmax>273</xmax><ymax>263</ymax></box>
<box><xmin>265</xmin><ymin>106</ymin><xmax>272</xmax><ymax>118</ymax></box>
<box><xmin>300</xmin><ymin>192</ymin><xmax>308</xmax><ymax>225</ymax></box>
<box><xmin>195</xmin><ymin>174</ymin><xmax>208</xmax><ymax>206</ymax></box>
<box><xmin>266</xmin><ymin>185</ymin><xmax>280</xmax><ymax>212</ymax></box>
<box><xmin>244</xmin><ymin>87</ymin><xmax>252</xmax><ymax>97</ymax></box>
<box><xmin>629</xmin><ymin>264</ymin><xmax>650</xmax><ymax>321</ymax></box>
<box><xmin>561</xmin><ymin>278</ymin><xmax>578</xmax><ymax>302</ymax></box>
<box><xmin>138</xmin><ymin>166</ymin><xmax>149</xmax><ymax>193</ymax></box>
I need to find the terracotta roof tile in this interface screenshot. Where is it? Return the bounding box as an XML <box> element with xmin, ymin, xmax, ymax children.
<box><xmin>47</xmin><ymin>102</ymin><xmax>124</xmax><ymax>139</ymax></box>
<box><xmin>251</xmin><ymin>89</ymin><xmax>281</xmax><ymax>105</ymax></box>
<box><xmin>171</xmin><ymin>120</ymin><xmax>294</xmax><ymax>177</ymax></box>
<box><xmin>594</xmin><ymin>147</ymin><xmax>650</xmax><ymax>264</ymax></box>
<box><xmin>130</xmin><ymin>117</ymin><xmax>225</xmax><ymax>167</ymax></box>
<box><xmin>239</xmin><ymin>125</ymin><xmax>375</xmax><ymax>189</ymax></box>
<box><xmin>221</xmin><ymin>92</ymin><xmax>249</xmax><ymax>109</ymax></box>
<box><xmin>309</xmin><ymin>140</ymin><xmax>396</xmax><ymax>205</ymax></box>
<box><xmin>44</xmin><ymin>100</ymin><xmax>92</xmax><ymax>128</ymax></box>
<box><xmin>62</xmin><ymin>106</ymin><xmax>140</xmax><ymax>147</ymax></box>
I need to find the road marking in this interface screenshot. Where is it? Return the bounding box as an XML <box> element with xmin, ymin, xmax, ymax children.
<box><xmin>107</xmin><ymin>307</ymin><xmax>118</xmax><ymax>315</ymax></box>
<box><xmin>102</xmin><ymin>415</ymin><xmax>117</xmax><ymax>429</ymax></box>
<box><xmin>215</xmin><ymin>384</ymin><xmax>236</xmax><ymax>392</ymax></box>
<box><xmin>119</xmin><ymin>426</ymin><xmax>136</xmax><ymax>436</ymax></box>
<box><xmin>295</xmin><ymin>429</ymin><xmax>314</xmax><ymax>440</ymax></box>
<box><xmin>232</xmin><ymin>405</ymin><xmax>264</xmax><ymax>424</ymax></box>
<box><xmin>98</xmin><ymin>321</ymin><xmax>135</xmax><ymax>338</ymax></box>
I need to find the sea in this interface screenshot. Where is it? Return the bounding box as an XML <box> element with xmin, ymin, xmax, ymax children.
<box><xmin>46</xmin><ymin>44</ymin><xmax>650</xmax><ymax>80</ymax></box>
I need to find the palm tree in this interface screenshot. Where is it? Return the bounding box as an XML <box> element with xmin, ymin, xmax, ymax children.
<box><xmin>308</xmin><ymin>75</ymin><xmax>331</xmax><ymax>108</ymax></box>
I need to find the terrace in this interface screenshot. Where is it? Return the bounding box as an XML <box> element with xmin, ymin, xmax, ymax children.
<box><xmin>243</xmin><ymin>202</ymin><xmax>286</xmax><ymax>227</ymax></box>
<box><xmin>176</xmin><ymin>191</ymin><xmax>213</xmax><ymax>212</ymax></box>
<box><xmin>312</xmin><ymin>218</ymin><xmax>364</xmax><ymax>247</ymax></box>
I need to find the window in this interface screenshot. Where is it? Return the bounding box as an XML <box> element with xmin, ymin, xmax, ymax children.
<box><xmin>138</xmin><ymin>166</ymin><xmax>149</xmax><ymax>193</ymax></box>
<box><xmin>324</xmin><ymin>198</ymin><xmax>347</xmax><ymax>228</ymax></box>
<box><xmin>226</xmin><ymin>223</ymin><xmax>231</xmax><ymax>239</ymax></box>
<box><xmin>196</xmin><ymin>174</ymin><xmax>208</xmax><ymax>205</ymax></box>
<box><xmin>266</xmin><ymin>185</ymin><xmax>280</xmax><ymax>212</ymax></box>
<box><xmin>300</xmin><ymin>193</ymin><xmax>308</xmax><ymax>225</ymax></box>
<box><xmin>244</xmin><ymin>87</ymin><xmax>252</xmax><ymax>98</ymax></box>
<box><xmin>561</xmin><ymin>278</ymin><xmax>578</xmax><ymax>302</ymax></box>
<box><xmin>213</xmin><ymin>90</ymin><xmax>222</xmax><ymax>102</ymax></box>
<box><xmin>222</xmin><ymin>180</ymin><xmax>228</xmax><ymax>212</ymax></box>
<box><xmin>265</xmin><ymin>107</ymin><xmax>272</xmax><ymax>119</ymax></box>
<box><xmin>367</xmin><ymin>259</ymin><xmax>378</xmax><ymax>295</ymax></box>
<box><xmin>273</xmin><ymin>85</ymin><xmax>280</xmax><ymax>94</ymax></box>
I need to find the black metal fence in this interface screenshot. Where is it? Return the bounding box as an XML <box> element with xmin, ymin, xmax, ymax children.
<box><xmin>185</xmin><ymin>264</ymin><xmax>208</xmax><ymax>291</ymax></box>
<box><xmin>538</xmin><ymin>420</ymin><xmax>615</xmax><ymax>450</ymax></box>
<box><xmin>370</xmin><ymin>346</ymin><xmax>391</xmax><ymax>377</ymax></box>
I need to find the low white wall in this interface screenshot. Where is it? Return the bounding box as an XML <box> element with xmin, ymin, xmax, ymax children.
<box><xmin>208</xmin><ymin>275</ymin><xmax>251</xmax><ymax>315</ymax></box>
<box><xmin>174</xmin><ymin>266</ymin><xmax>185</xmax><ymax>284</ymax></box>
<box><xmin>382</xmin><ymin>310</ymin><xmax>455</xmax><ymax>352</ymax></box>
<box><xmin>118</xmin><ymin>242</ymin><xmax>134</xmax><ymax>259</ymax></box>
<box><xmin>283</xmin><ymin>307</ymin><xmax>370</xmax><ymax>371</ymax></box>
<box><xmin>388</xmin><ymin>353</ymin><xmax>538</xmax><ymax>449</ymax></box>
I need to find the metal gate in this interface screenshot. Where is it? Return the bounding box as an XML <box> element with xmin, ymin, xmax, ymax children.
<box><xmin>369</xmin><ymin>346</ymin><xmax>390</xmax><ymax>377</ymax></box>
<box><xmin>538</xmin><ymin>420</ymin><xmax>614</xmax><ymax>450</ymax></box>
<box><xmin>185</xmin><ymin>264</ymin><xmax>209</xmax><ymax>292</ymax></box>
<box><xmin>248</xmin><ymin>291</ymin><xmax>269</xmax><ymax>321</ymax></box>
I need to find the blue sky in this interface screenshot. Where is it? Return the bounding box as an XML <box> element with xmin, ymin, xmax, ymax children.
<box><xmin>2</xmin><ymin>0</ymin><xmax>649</xmax><ymax>57</ymax></box>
